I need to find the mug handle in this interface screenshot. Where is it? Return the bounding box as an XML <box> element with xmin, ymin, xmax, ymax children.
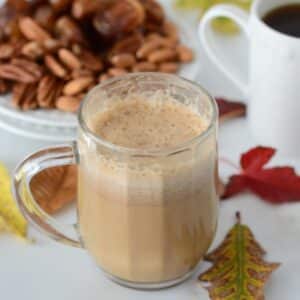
<box><xmin>12</xmin><ymin>142</ymin><xmax>82</xmax><ymax>248</ymax></box>
<box><xmin>198</xmin><ymin>4</ymin><xmax>250</xmax><ymax>95</ymax></box>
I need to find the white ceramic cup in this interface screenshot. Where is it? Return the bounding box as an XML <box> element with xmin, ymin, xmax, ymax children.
<box><xmin>199</xmin><ymin>0</ymin><xmax>300</xmax><ymax>156</ymax></box>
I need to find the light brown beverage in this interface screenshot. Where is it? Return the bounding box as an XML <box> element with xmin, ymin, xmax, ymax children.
<box><xmin>78</xmin><ymin>96</ymin><xmax>218</xmax><ymax>284</ymax></box>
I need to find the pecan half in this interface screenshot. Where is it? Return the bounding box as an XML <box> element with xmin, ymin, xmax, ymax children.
<box><xmin>55</xmin><ymin>16</ymin><xmax>86</xmax><ymax>45</ymax></box>
<box><xmin>12</xmin><ymin>83</ymin><xmax>38</xmax><ymax>110</ymax></box>
<box><xmin>159</xmin><ymin>62</ymin><xmax>179</xmax><ymax>73</ymax></box>
<box><xmin>147</xmin><ymin>48</ymin><xmax>177</xmax><ymax>63</ymax></box>
<box><xmin>42</xmin><ymin>38</ymin><xmax>62</xmax><ymax>52</ymax></box>
<box><xmin>19</xmin><ymin>17</ymin><xmax>51</xmax><ymax>42</ymax></box>
<box><xmin>93</xmin><ymin>0</ymin><xmax>145</xmax><ymax>37</ymax></box>
<box><xmin>110</xmin><ymin>32</ymin><xmax>143</xmax><ymax>56</ymax></box>
<box><xmin>49</xmin><ymin>0</ymin><xmax>72</xmax><ymax>12</ymax></box>
<box><xmin>162</xmin><ymin>21</ymin><xmax>178</xmax><ymax>42</ymax></box>
<box><xmin>71</xmin><ymin>68</ymin><xmax>93</xmax><ymax>79</ymax></box>
<box><xmin>58</xmin><ymin>48</ymin><xmax>81</xmax><ymax>70</ymax></box>
<box><xmin>56</xmin><ymin>95</ymin><xmax>82</xmax><ymax>112</ymax></box>
<box><xmin>110</xmin><ymin>53</ymin><xmax>136</xmax><ymax>69</ymax></box>
<box><xmin>22</xmin><ymin>85</ymin><xmax>38</xmax><ymax>110</ymax></box>
<box><xmin>136</xmin><ymin>38</ymin><xmax>163</xmax><ymax>59</ymax></box>
<box><xmin>12</xmin><ymin>83</ymin><xmax>26</xmax><ymax>107</ymax></box>
<box><xmin>34</xmin><ymin>4</ymin><xmax>57</xmax><ymax>29</ymax></box>
<box><xmin>37</xmin><ymin>74</ymin><xmax>63</xmax><ymax>108</ymax></box>
<box><xmin>0</xmin><ymin>59</ymin><xmax>42</xmax><ymax>83</ymax></box>
<box><xmin>107</xmin><ymin>67</ymin><xmax>128</xmax><ymax>77</ymax></box>
<box><xmin>63</xmin><ymin>76</ymin><xmax>94</xmax><ymax>96</ymax></box>
<box><xmin>21</xmin><ymin>41</ymin><xmax>44</xmax><ymax>59</ymax></box>
<box><xmin>98</xmin><ymin>73</ymin><xmax>111</xmax><ymax>83</ymax></box>
<box><xmin>6</xmin><ymin>0</ymin><xmax>30</xmax><ymax>12</ymax></box>
<box><xmin>176</xmin><ymin>45</ymin><xmax>193</xmax><ymax>63</ymax></box>
<box><xmin>132</xmin><ymin>61</ymin><xmax>156</xmax><ymax>72</ymax></box>
<box><xmin>72</xmin><ymin>0</ymin><xmax>105</xmax><ymax>19</ymax></box>
<box><xmin>80</xmin><ymin>50</ymin><xmax>103</xmax><ymax>72</ymax></box>
<box><xmin>140</xmin><ymin>0</ymin><xmax>164</xmax><ymax>24</ymax></box>
<box><xmin>0</xmin><ymin>79</ymin><xmax>9</xmax><ymax>94</ymax></box>
<box><xmin>0</xmin><ymin>43</ymin><xmax>15</xmax><ymax>60</ymax></box>
<box><xmin>11</xmin><ymin>58</ymin><xmax>43</xmax><ymax>78</ymax></box>
<box><xmin>45</xmin><ymin>55</ymin><xmax>68</xmax><ymax>78</ymax></box>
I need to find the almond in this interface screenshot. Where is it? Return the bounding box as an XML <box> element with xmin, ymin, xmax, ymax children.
<box><xmin>63</xmin><ymin>77</ymin><xmax>94</xmax><ymax>96</ymax></box>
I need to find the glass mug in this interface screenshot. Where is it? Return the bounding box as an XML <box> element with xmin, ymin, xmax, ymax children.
<box><xmin>13</xmin><ymin>73</ymin><xmax>219</xmax><ymax>289</ymax></box>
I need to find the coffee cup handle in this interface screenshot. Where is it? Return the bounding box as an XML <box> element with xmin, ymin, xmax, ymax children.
<box><xmin>12</xmin><ymin>142</ymin><xmax>82</xmax><ymax>248</ymax></box>
<box><xmin>198</xmin><ymin>4</ymin><xmax>250</xmax><ymax>95</ymax></box>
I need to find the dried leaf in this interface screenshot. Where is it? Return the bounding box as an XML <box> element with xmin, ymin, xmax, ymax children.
<box><xmin>222</xmin><ymin>146</ymin><xmax>300</xmax><ymax>203</ymax></box>
<box><xmin>217</xmin><ymin>97</ymin><xmax>246</xmax><ymax>123</ymax></box>
<box><xmin>199</xmin><ymin>212</ymin><xmax>280</xmax><ymax>300</ymax></box>
<box><xmin>0</xmin><ymin>163</ymin><xmax>27</xmax><ymax>238</ymax></box>
<box><xmin>30</xmin><ymin>165</ymin><xmax>77</xmax><ymax>214</ymax></box>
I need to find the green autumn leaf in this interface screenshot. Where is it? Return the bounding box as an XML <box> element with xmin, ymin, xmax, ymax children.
<box><xmin>199</xmin><ymin>212</ymin><xmax>280</xmax><ymax>300</ymax></box>
<box><xmin>175</xmin><ymin>0</ymin><xmax>252</xmax><ymax>34</ymax></box>
<box><xmin>0</xmin><ymin>163</ymin><xmax>27</xmax><ymax>238</ymax></box>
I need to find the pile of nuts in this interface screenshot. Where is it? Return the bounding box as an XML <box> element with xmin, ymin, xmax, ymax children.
<box><xmin>0</xmin><ymin>0</ymin><xmax>193</xmax><ymax>112</ymax></box>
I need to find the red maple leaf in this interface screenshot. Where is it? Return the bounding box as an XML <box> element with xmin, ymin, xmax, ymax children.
<box><xmin>216</xmin><ymin>98</ymin><xmax>246</xmax><ymax>123</ymax></box>
<box><xmin>222</xmin><ymin>146</ymin><xmax>300</xmax><ymax>203</ymax></box>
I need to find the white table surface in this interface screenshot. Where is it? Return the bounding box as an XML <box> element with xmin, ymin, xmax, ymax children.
<box><xmin>1</xmin><ymin>3</ymin><xmax>300</xmax><ymax>299</ymax></box>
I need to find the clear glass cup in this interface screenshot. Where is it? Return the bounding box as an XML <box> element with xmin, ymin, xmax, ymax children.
<box><xmin>13</xmin><ymin>73</ymin><xmax>219</xmax><ymax>289</ymax></box>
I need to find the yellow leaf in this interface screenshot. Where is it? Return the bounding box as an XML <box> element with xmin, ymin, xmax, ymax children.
<box><xmin>199</xmin><ymin>212</ymin><xmax>280</xmax><ymax>300</ymax></box>
<box><xmin>0</xmin><ymin>216</ymin><xmax>6</xmax><ymax>231</ymax></box>
<box><xmin>0</xmin><ymin>163</ymin><xmax>27</xmax><ymax>238</ymax></box>
<box><xmin>175</xmin><ymin>0</ymin><xmax>252</xmax><ymax>34</ymax></box>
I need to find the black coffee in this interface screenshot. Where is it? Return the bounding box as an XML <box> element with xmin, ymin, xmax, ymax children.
<box><xmin>263</xmin><ymin>4</ymin><xmax>300</xmax><ymax>38</ymax></box>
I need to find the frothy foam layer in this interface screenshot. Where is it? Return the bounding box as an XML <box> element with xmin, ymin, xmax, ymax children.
<box><xmin>90</xmin><ymin>99</ymin><xmax>208</xmax><ymax>150</ymax></box>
